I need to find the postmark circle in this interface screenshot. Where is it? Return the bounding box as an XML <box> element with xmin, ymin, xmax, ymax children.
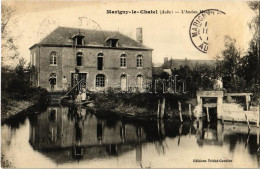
<box><xmin>189</xmin><ymin>9</ymin><xmax>225</xmax><ymax>53</ymax></box>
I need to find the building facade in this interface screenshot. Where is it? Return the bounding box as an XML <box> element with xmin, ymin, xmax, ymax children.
<box><xmin>29</xmin><ymin>27</ymin><xmax>153</xmax><ymax>92</ymax></box>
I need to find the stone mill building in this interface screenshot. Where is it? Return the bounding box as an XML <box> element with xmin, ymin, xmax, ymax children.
<box><xmin>29</xmin><ymin>27</ymin><xmax>153</xmax><ymax>92</ymax></box>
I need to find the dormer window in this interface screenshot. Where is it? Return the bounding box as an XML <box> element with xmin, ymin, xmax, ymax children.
<box><xmin>72</xmin><ymin>30</ymin><xmax>85</xmax><ymax>46</ymax></box>
<box><xmin>76</xmin><ymin>37</ymin><xmax>83</xmax><ymax>45</ymax></box>
<box><xmin>106</xmin><ymin>38</ymin><xmax>119</xmax><ymax>47</ymax></box>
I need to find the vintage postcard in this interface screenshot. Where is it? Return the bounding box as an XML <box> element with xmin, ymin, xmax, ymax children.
<box><xmin>1</xmin><ymin>0</ymin><xmax>260</xmax><ymax>168</ymax></box>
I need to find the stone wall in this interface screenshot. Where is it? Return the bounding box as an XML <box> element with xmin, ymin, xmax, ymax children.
<box><xmin>222</xmin><ymin>103</ymin><xmax>259</xmax><ymax>123</ymax></box>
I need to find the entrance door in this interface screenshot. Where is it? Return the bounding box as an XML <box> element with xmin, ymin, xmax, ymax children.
<box><xmin>71</xmin><ymin>73</ymin><xmax>87</xmax><ymax>87</ymax></box>
<box><xmin>121</xmin><ymin>75</ymin><xmax>127</xmax><ymax>92</ymax></box>
<box><xmin>137</xmin><ymin>75</ymin><xmax>143</xmax><ymax>90</ymax></box>
<box><xmin>49</xmin><ymin>73</ymin><xmax>57</xmax><ymax>90</ymax></box>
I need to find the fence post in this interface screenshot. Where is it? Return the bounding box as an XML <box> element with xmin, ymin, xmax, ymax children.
<box><xmin>246</xmin><ymin>95</ymin><xmax>249</xmax><ymax>111</ymax></box>
<box><xmin>189</xmin><ymin>103</ymin><xmax>192</xmax><ymax>120</ymax></box>
<box><xmin>245</xmin><ymin>114</ymin><xmax>250</xmax><ymax>130</ymax></box>
<box><xmin>157</xmin><ymin>99</ymin><xmax>160</xmax><ymax>118</ymax></box>
<box><xmin>178</xmin><ymin>101</ymin><xmax>183</xmax><ymax>123</ymax></box>
<box><xmin>206</xmin><ymin>107</ymin><xmax>210</xmax><ymax>123</ymax></box>
<box><xmin>257</xmin><ymin>105</ymin><xmax>259</xmax><ymax>128</ymax></box>
<box><xmin>257</xmin><ymin>127</ymin><xmax>259</xmax><ymax>145</ymax></box>
<box><xmin>160</xmin><ymin>98</ymin><xmax>165</xmax><ymax>119</ymax></box>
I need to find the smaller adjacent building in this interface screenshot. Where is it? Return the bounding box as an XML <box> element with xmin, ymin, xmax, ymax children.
<box><xmin>162</xmin><ymin>57</ymin><xmax>216</xmax><ymax>70</ymax></box>
<box><xmin>153</xmin><ymin>57</ymin><xmax>216</xmax><ymax>77</ymax></box>
<box><xmin>29</xmin><ymin>27</ymin><xmax>153</xmax><ymax>92</ymax></box>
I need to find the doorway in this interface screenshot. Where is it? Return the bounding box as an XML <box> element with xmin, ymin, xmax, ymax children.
<box><xmin>137</xmin><ymin>75</ymin><xmax>143</xmax><ymax>90</ymax></box>
<box><xmin>120</xmin><ymin>75</ymin><xmax>127</xmax><ymax>92</ymax></box>
<box><xmin>71</xmin><ymin>73</ymin><xmax>87</xmax><ymax>87</ymax></box>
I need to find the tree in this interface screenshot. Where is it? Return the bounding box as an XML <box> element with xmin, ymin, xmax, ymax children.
<box><xmin>1</xmin><ymin>2</ymin><xmax>19</xmax><ymax>66</ymax></box>
<box><xmin>247</xmin><ymin>1</ymin><xmax>259</xmax><ymax>42</ymax></box>
<box><xmin>216</xmin><ymin>36</ymin><xmax>244</xmax><ymax>92</ymax></box>
<box><xmin>242</xmin><ymin>41</ymin><xmax>258</xmax><ymax>84</ymax></box>
<box><xmin>247</xmin><ymin>1</ymin><xmax>260</xmax><ymax>83</ymax></box>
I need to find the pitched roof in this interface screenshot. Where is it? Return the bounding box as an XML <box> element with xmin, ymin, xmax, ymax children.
<box><xmin>152</xmin><ymin>67</ymin><xmax>164</xmax><ymax>76</ymax></box>
<box><xmin>162</xmin><ymin>58</ymin><xmax>216</xmax><ymax>70</ymax></box>
<box><xmin>30</xmin><ymin>27</ymin><xmax>152</xmax><ymax>50</ymax></box>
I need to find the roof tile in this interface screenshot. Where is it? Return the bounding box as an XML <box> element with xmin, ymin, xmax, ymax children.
<box><xmin>34</xmin><ymin>27</ymin><xmax>151</xmax><ymax>50</ymax></box>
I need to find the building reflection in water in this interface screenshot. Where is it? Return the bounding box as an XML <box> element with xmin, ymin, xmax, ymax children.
<box><xmin>29</xmin><ymin>105</ymin><xmax>146</xmax><ymax>164</ymax></box>
<box><xmin>195</xmin><ymin>118</ymin><xmax>260</xmax><ymax>156</ymax></box>
<box><xmin>196</xmin><ymin>120</ymin><xmax>223</xmax><ymax>146</ymax></box>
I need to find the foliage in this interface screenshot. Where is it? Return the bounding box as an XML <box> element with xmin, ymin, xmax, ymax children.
<box><xmin>215</xmin><ymin>37</ymin><xmax>244</xmax><ymax>92</ymax></box>
<box><xmin>242</xmin><ymin>41</ymin><xmax>259</xmax><ymax>84</ymax></box>
<box><xmin>1</xmin><ymin>2</ymin><xmax>19</xmax><ymax>65</ymax></box>
<box><xmin>165</xmin><ymin>64</ymin><xmax>216</xmax><ymax>97</ymax></box>
<box><xmin>215</xmin><ymin>36</ymin><xmax>260</xmax><ymax>94</ymax></box>
<box><xmin>1</xmin><ymin>58</ymin><xmax>46</xmax><ymax>101</ymax></box>
<box><xmin>247</xmin><ymin>1</ymin><xmax>259</xmax><ymax>42</ymax></box>
<box><xmin>93</xmin><ymin>92</ymin><xmax>189</xmax><ymax>118</ymax></box>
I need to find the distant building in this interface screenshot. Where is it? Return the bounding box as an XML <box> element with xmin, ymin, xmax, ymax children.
<box><xmin>29</xmin><ymin>27</ymin><xmax>153</xmax><ymax>92</ymax></box>
<box><xmin>153</xmin><ymin>57</ymin><xmax>216</xmax><ymax>78</ymax></box>
<box><xmin>162</xmin><ymin>57</ymin><xmax>216</xmax><ymax>70</ymax></box>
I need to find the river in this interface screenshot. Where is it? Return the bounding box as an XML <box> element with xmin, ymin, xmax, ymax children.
<box><xmin>1</xmin><ymin>104</ymin><xmax>260</xmax><ymax>168</ymax></box>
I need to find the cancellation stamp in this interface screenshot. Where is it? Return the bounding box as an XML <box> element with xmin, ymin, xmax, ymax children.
<box><xmin>189</xmin><ymin>9</ymin><xmax>225</xmax><ymax>53</ymax></box>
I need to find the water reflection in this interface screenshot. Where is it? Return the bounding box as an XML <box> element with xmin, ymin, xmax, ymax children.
<box><xmin>28</xmin><ymin>105</ymin><xmax>148</xmax><ymax>164</ymax></box>
<box><xmin>196</xmin><ymin>120</ymin><xmax>223</xmax><ymax>146</ymax></box>
<box><xmin>1</xmin><ymin>104</ymin><xmax>260</xmax><ymax>168</ymax></box>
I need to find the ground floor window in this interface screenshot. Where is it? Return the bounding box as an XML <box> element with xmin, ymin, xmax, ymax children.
<box><xmin>96</xmin><ymin>74</ymin><xmax>105</xmax><ymax>87</ymax></box>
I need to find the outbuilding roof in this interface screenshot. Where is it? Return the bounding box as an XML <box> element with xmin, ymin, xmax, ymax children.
<box><xmin>162</xmin><ymin>58</ymin><xmax>216</xmax><ymax>70</ymax></box>
<box><xmin>30</xmin><ymin>27</ymin><xmax>152</xmax><ymax>50</ymax></box>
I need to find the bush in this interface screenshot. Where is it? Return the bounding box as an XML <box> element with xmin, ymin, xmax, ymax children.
<box><xmin>1</xmin><ymin>59</ymin><xmax>48</xmax><ymax>111</ymax></box>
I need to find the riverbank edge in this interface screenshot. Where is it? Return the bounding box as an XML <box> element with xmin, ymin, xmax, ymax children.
<box><xmin>1</xmin><ymin>102</ymin><xmax>46</xmax><ymax>124</ymax></box>
<box><xmin>1</xmin><ymin>87</ymin><xmax>48</xmax><ymax>123</ymax></box>
<box><xmin>92</xmin><ymin>92</ymin><xmax>196</xmax><ymax>122</ymax></box>
<box><xmin>1</xmin><ymin>100</ymin><xmax>34</xmax><ymax>122</ymax></box>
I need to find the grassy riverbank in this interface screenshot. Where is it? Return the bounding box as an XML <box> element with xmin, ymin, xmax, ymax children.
<box><xmin>1</xmin><ymin>87</ymin><xmax>48</xmax><ymax>123</ymax></box>
<box><xmin>91</xmin><ymin>91</ymin><xmax>194</xmax><ymax>120</ymax></box>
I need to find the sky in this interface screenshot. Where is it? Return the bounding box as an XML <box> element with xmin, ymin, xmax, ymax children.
<box><xmin>3</xmin><ymin>0</ymin><xmax>257</xmax><ymax>66</ymax></box>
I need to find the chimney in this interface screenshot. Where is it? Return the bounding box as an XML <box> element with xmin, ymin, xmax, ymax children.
<box><xmin>164</xmin><ymin>57</ymin><xmax>168</xmax><ymax>64</ymax></box>
<box><xmin>136</xmin><ymin>27</ymin><xmax>143</xmax><ymax>44</ymax></box>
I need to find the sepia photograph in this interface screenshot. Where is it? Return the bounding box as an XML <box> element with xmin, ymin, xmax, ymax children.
<box><xmin>1</xmin><ymin>0</ymin><xmax>260</xmax><ymax>168</ymax></box>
